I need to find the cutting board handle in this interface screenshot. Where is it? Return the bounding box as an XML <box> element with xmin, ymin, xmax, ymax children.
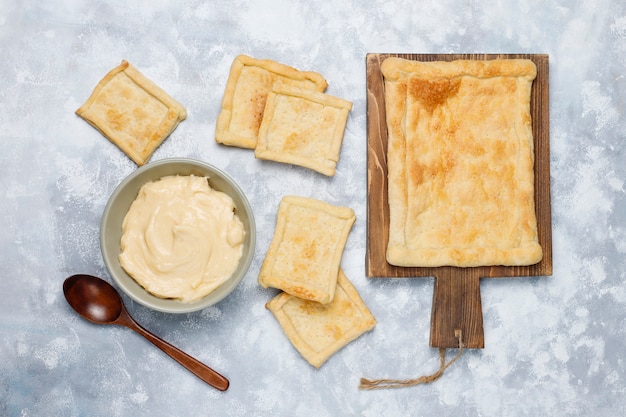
<box><xmin>430</xmin><ymin>268</ymin><xmax>484</xmax><ymax>349</ymax></box>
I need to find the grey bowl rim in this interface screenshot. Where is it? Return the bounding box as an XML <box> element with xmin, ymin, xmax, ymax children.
<box><xmin>99</xmin><ymin>157</ymin><xmax>256</xmax><ymax>313</ymax></box>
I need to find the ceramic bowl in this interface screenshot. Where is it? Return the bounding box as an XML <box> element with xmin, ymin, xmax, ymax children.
<box><xmin>100</xmin><ymin>158</ymin><xmax>256</xmax><ymax>313</ymax></box>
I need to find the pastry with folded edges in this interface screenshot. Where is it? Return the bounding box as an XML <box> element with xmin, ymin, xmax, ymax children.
<box><xmin>266</xmin><ymin>269</ymin><xmax>376</xmax><ymax>368</ymax></box>
<box><xmin>255</xmin><ymin>86</ymin><xmax>352</xmax><ymax>176</ymax></box>
<box><xmin>258</xmin><ymin>195</ymin><xmax>356</xmax><ymax>304</ymax></box>
<box><xmin>382</xmin><ymin>57</ymin><xmax>542</xmax><ymax>267</ymax></box>
<box><xmin>76</xmin><ymin>60</ymin><xmax>186</xmax><ymax>166</ymax></box>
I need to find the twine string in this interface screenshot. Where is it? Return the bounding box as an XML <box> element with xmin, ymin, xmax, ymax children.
<box><xmin>359</xmin><ymin>329</ymin><xmax>464</xmax><ymax>390</ymax></box>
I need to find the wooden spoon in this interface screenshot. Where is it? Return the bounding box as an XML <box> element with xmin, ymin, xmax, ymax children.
<box><xmin>63</xmin><ymin>274</ymin><xmax>229</xmax><ymax>391</ymax></box>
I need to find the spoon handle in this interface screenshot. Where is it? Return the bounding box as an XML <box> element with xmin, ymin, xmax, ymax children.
<box><xmin>124</xmin><ymin>319</ymin><xmax>229</xmax><ymax>391</ymax></box>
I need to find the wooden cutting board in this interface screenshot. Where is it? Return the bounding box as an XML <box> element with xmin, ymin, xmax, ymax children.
<box><xmin>365</xmin><ymin>53</ymin><xmax>553</xmax><ymax>349</ymax></box>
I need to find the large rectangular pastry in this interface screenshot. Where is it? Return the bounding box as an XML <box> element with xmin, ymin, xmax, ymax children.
<box><xmin>382</xmin><ymin>58</ymin><xmax>542</xmax><ymax>267</ymax></box>
<box><xmin>215</xmin><ymin>55</ymin><xmax>328</xmax><ymax>149</ymax></box>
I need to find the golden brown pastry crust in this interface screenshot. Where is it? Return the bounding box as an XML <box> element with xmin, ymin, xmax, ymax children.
<box><xmin>382</xmin><ymin>58</ymin><xmax>542</xmax><ymax>267</ymax></box>
<box><xmin>76</xmin><ymin>60</ymin><xmax>186</xmax><ymax>166</ymax></box>
<box><xmin>266</xmin><ymin>269</ymin><xmax>376</xmax><ymax>368</ymax></box>
<box><xmin>258</xmin><ymin>196</ymin><xmax>356</xmax><ymax>304</ymax></box>
<box><xmin>254</xmin><ymin>86</ymin><xmax>352</xmax><ymax>176</ymax></box>
<box><xmin>215</xmin><ymin>55</ymin><xmax>328</xmax><ymax>149</ymax></box>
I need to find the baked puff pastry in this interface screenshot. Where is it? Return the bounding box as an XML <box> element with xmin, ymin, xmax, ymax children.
<box><xmin>216</xmin><ymin>55</ymin><xmax>328</xmax><ymax>149</ymax></box>
<box><xmin>76</xmin><ymin>60</ymin><xmax>186</xmax><ymax>166</ymax></box>
<box><xmin>258</xmin><ymin>196</ymin><xmax>356</xmax><ymax>304</ymax></box>
<box><xmin>266</xmin><ymin>269</ymin><xmax>376</xmax><ymax>368</ymax></box>
<box><xmin>382</xmin><ymin>58</ymin><xmax>543</xmax><ymax>267</ymax></box>
<box><xmin>255</xmin><ymin>86</ymin><xmax>352</xmax><ymax>176</ymax></box>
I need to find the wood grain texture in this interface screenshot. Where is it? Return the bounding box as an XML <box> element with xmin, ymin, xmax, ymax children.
<box><xmin>365</xmin><ymin>53</ymin><xmax>553</xmax><ymax>348</ymax></box>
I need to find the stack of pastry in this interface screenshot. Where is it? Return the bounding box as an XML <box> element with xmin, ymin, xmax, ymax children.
<box><xmin>216</xmin><ymin>55</ymin><xmax>352</xmax><ymax>177</ymax></box>
<box><xmin>259</xmin><ymin>196</ymin><xmax>376</xmax><ymax>368</ymax></box>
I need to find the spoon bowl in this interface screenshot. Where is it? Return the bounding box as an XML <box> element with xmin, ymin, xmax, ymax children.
<box><xmin>63</xmin><ymin>274</ymin><xmax>229</xmax><ymax>391</ymax></box>
<box><xmin>64</xmin><ymin>274</ymin><xmax>123</xmax><ymax>324</ymax></box>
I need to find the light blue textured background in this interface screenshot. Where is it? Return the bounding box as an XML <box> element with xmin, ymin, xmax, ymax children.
<box><xmin>1</xmin><ymin>1</ymin><xmax>625</xmax><ymax>416</ymax></box>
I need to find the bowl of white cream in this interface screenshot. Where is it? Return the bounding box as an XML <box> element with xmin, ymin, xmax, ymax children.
<box><xmin>100</xmin><ymin>158</ymin><xmax>256</xmax><ymax>313</ymax></box>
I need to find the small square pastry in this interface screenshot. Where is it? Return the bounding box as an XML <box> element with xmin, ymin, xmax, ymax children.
<box><xmin>258</xmin><ymin>196</ymin><xmax>356</xmax><ymax>304</ymax></box>
<box><xmin>215</xmin><ymin>55</ymin><xmax>328</xmax><ymax>149</ymax></box>
<box><xmin>254</xmin><ymin>86</ymin><xmax>352</xmax><ymax>176</ymax></box>
<box><xmin>266</xmin><ymin>269</ymin><xmax>376</xmax><ymax>368</ymax></box>
<box><xmin>76</xmin><ymin>60</ymin><xmax>187</xmax><ymax>166</ymax></box>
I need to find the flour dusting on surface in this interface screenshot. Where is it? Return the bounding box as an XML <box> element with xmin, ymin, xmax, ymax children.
<box><xmin>2</xmin><ymin>1</ymin><xmax>626</xmax><ymax>416</ymax></box>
